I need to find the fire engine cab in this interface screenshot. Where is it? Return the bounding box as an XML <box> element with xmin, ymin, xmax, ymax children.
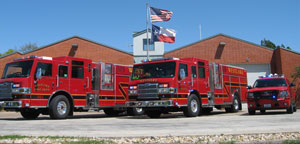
<box><xmin>0</xmin><ymin>55</ymin><xmax>142</xmax><ymax>119</ymax></box>
<box><xmin>126</xmin><ymin>57</ymin><xmax>248</xmax><ymax>118</ymax></box>
<box><xmin>247</xmin><ymin>74</ymin><xmax>297</xmax><ymax>115</ymax></box>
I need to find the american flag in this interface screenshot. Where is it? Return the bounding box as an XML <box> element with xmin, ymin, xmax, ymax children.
<box><xmin>150</xmin><ymin>7</ymin><xmax>173</xmax><ymax>23</ymax></box>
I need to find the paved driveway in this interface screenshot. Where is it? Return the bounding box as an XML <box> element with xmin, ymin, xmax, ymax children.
<box><xmin>0</xmin><ymin>106</ymin><xmax>299</xmax><ymax>137</ymax></box>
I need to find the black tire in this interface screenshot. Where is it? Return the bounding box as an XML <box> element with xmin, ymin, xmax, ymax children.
<box><xmin>49</xmin><ymin>95</ymin><xmax>70</xmax><ymax>119</ymax></box>
<box><xmin>183</xmin><ymin>94</ymin><xmax>200</xmax><ymax>117</ymax></box>
<box><xmin>248</xmin><ymin>109</ymin><xmax>256</xmax><ymax>115</ymax></box>
<box><xmin>287</xmin><ymin>104</ymin><xmax>294</xmax><ymax>114</ymax></box>
<box><xmin>104</xmin><ymin>108</ymin><xmax>124</xmax><ymax>116</ymax></box>
<box><xmin>127</xmin><ymin>108</ymin><xmax>144</xmax><ymax>116</ymax></box>
<box><xmin>202</xmin><ymin>107</ymin><xmax>213</xmax><ymax>114</ymax></box>
<box><xmin>20</xmin><ymin>109</ymin><xmax>40</xmax><ymax>119</ymax></box>
<box><xmin>225</xmin><ymin>96</ymin><xmax>240</xmax><ymax>113</ymax></box>
<box><xmin>145</xmin><ymin>110</ymin><xmax>162</xmax><ymax>118</ymax></box>
<box><xmin>260</xmin><ymin>110</ymin><xmax>266</xmax><ymax>114</ymax></box>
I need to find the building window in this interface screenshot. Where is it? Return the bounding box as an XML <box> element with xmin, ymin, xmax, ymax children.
<box><xmin>143</xmin><ymin>39</ymin><xmax>154</xmax><ymax>51</ymax></box>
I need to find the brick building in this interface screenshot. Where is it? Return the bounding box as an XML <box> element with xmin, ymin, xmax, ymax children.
<box><xmin>0</xmin><ymin>36</ymin><xmax>133</xmax><ymax>76</ymax></box>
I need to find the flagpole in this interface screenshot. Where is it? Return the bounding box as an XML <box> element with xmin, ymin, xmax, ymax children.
<box><xmin>146</xmin><ymin>3</ymin><xmax>150</xmax><ymax>60</ymax></box>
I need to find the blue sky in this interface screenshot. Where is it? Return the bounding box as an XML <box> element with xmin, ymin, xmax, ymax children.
<box><xmin>0</xmin><ymin>0</ymin><xmax>299</xmax><ymax>54</ymax></box>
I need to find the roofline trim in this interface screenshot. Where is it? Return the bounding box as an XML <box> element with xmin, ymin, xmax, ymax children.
<box><xmin>165</xmin><ymin>33</ymin><xmax>274</xmax><ymax>54</ymax></box>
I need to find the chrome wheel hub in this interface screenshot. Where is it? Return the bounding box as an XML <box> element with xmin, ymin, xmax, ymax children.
<box><xmin>57</xmin><ymin>101</ymin><xmax>67</xmax><ymax>115</ymax></box>
<box><xmin>191</xmin><ymin>99</ymin><xmax>198</xmax><ymax>113</ymax></box>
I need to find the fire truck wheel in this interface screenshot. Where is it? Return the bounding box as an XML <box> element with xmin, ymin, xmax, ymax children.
<box><xmin>127</xmin><ymin>108</ymin><xmax>144</xmax><ymax>116</ymax></box>
<box><xmin>287</xmin><ymin>104</ymin><xmax>294</xmax><ymax>114</ymax></box>
<box><xmin>260</xmin><ymin>110</ymin><xmax>266</xmax><ymax>113</ymax></box>
<box><xmin>20</xmin><ymin>109</ymin><xmax>40</xmax><ymax>119</ymax></box>
<box><xmin>145</xmin><ymin>110</ymin><xmax>162</xmax><ymax>118</ymax></box>
<box><xmin>248</xmin><ymin>109</ymin><xmax>256</xmax><ymax>115</ymax></box>
<box><xmin>225</xmin><ymin>96</ymin><xmax>240</xmax><ymax>113</ymax></box>
<box><xmin>183</xmin><ymin>94</ymin><xmax>200</xmax><ymax>117</ymax></box>
<box><xmin>104</xmin><ymin>108</ymin><xmax>124</xmax><ymax>116</ymax></box>
<box><xmin>49</xmin><ymin>95</ymin><xmax>70</xmax><ymax>119</ymax></box>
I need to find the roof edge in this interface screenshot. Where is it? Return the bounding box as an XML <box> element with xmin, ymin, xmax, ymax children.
<box><xmin>165</xmin><ymin>33</ymin><xmax>274</xmax><ymax>54</ymax></box>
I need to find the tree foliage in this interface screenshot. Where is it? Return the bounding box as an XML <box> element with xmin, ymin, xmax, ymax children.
<box><xmin>19</xmin><ymin>43</ymin><xmax>39</xmax><ymax>53</ymax></box>
<box><xmin>0</xmin><ymin>43</ymin><xmax>39</xmax><ymax>56</ymax></box>
<box><xmin>0</xmin><ymin>49</ymin><xmax>15</xmax><ymax>57</ymax></box>
<box><xmin>261</xmin><ymin>39</ymin><xmax>291</xmax><ymax>50</ymax></box>
<box><xmin>292</xmin><ymin>66</ymin><xmax>300</xmax><ymax>82</ymax></box>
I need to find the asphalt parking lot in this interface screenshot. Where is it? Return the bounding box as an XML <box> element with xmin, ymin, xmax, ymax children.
<box><xmin>0</xmin><ymin>104</ymin><xmax>299</xmax><ymax>138</ymax></box>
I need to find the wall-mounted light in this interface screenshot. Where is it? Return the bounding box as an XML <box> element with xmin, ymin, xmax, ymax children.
<box><xmin>246</xmin><ymin>57</ymin><xmax>250</xmax><ymax>62</ymax></box>
<box><xmin>72</xmin><ymin>43</ymin><xmax>78</xmax><ymax>48</ymax></box>
<box><xmin>219</xmin><ymin>42</ymin><xmax>226</xmax><ymax>45</ymax></box>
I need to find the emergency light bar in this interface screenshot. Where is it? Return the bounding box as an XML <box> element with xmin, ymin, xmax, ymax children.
<box><xmin>142</xmin><ymin>57</ymin><xmax>179</xmax><ymax>63</ymax></box>
<box><xmin>14</xmin><ymin>55</ymin><xmax>52</xmax><ymax>61</ymax></box>
<box><xmin>259</xmin><ymin>73</ymin><xmax>284</xmax><ymax>78</ymax></box>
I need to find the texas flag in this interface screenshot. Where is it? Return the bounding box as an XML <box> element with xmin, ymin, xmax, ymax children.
<box><xmin>151</xmin><ymin>24</ymin><xmax>176</xmax><ymax>43</ymax></box>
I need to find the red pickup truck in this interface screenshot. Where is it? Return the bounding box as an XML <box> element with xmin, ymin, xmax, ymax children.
<box><xmin>247</xmin><ymin>75</ymin><xmax>297</xmax><ymax>115</ymax></box>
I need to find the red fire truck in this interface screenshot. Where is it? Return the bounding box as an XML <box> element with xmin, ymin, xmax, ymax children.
<box><xmin>126</xmin><ymin>57</ymin><xmax>248</xmax><ymax>118</ymax></box>
<box><xmin>247</xmin><ymin>74</ymin><xmax>297</xmax><ymax>115</ymax></box>
<box><xmin>0</xmin><ymin>55</ymin><xmax>142</xmax><ymax>119</ymax></box>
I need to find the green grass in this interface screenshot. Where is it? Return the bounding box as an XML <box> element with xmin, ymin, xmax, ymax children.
<box><xmin>282</xmin><ymin>139</ymin><xmax>300</xmax><ymax>144</ymax></box>
<box><xmin>62</xmin><ymin>140</ymin><xmax>116</xmax><ymax>144</ymax></box>
<box><xmin>0</xmin><ymin>135</ymin><xmax>28</xmax><ymax>140</ymax></box>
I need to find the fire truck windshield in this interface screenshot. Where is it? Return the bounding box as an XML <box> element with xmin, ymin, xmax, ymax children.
<box><xmin>253</xmin><ymin>78</ymin><xmax>287</xmax><ymax>88</ymax></box>
<box><xmin>132</xmin><ymin>62</ymin><xmax>176</xmax><ymax>80</ymax></box>
<box><xmin>2</xmin><ymin>60</ymin><xmax>34</xmax><ymax>78</ymax></box>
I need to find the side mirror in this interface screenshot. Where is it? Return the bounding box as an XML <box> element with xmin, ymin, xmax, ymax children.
<box><xmin>247</xmin><ymin>85</ymin><xmax>252</xmax><ymax>89</ymax></box>
<box><xmin>289</xmin><ymin>83</ymin><xmax>296</xmax><ymax>87</ymax></box>
<box><xmin>179</xmin><ymin>69</ymin><xmax>186</xmax><ymax>80</ymax></box>
<box><xmin>36</xmin><ymin>68</ymin><xmax>42</xmax><ymax>80</ymax></box>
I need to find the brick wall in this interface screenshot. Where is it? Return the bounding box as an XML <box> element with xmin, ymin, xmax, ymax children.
<box><xmin>165</xmin><ymin>34</ymin><xmax>274</xmax><ymax>65</ymax></box>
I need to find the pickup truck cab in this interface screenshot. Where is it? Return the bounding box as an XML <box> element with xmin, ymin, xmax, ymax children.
<box><xmin>247</xmin><ymin>74</ymin><xmax>297</xmax><ymax>115</ymax></box>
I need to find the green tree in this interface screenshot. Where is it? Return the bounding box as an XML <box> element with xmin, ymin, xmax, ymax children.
<box><xmin>261</xmin><ymin>39</ymin><xmax>291</xmax><ymax>50</ymax></box>
<box><xmin>3</xmin><ymin>49</ymin><xmax>15</xmax><ymax>55</ymax></box>
<box><xmin>292</xmin><ymin>66</ymin><xmax>300</xmax><ymax>82</ymax></box>
<box><xmin>19</xmin><ymin>43</ymin><xmax>38</xmax><ymax>53</ymax></box>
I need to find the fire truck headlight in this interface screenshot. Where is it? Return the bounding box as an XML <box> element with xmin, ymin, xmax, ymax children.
<box><xmin>169</xmin><ymin>87</ymin><xmax>176</xmax><ymax>93</ymax></box>
<box><xmin>158</xmin><ymin>88</ymin><xmax>169</xmax><ymax>94</ymax></box>
<box><xmin>12</xmin><ymin>83</ymin><xmax>21</xmax><ymax>88</ymax></box>
<box><xmin>129</xmin><ymin>86</ymin><xmax>137</xmax><ymax>90</ymax></box>
<box><xmin>129</xmin><ymin>90</ymin><xmax>137</xmax><ymax>95</ymax></box>
<box><xmin>12</xmin><ymin>88</ymin><xmax>31</xmax><ymax>94</ymax></box>
<box><xmin>248</xmin><ymin>93</ymin><xmax>254</xmax><ymax>99</ymax></box>
<box><xmin>279</xmin><ymin>91</ymin><xmax>288</xmax><ymax>98</ymax></box>
<box><xmin>159</xmin><ymin>84</ymin><xmax>168</xmax><ymax>88</ymax></box>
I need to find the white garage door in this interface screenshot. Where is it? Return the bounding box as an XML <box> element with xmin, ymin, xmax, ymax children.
<box><xmin>230</xmin><ymin>64</ymin><xmax>271</xmax><ymax>86</ymax></box>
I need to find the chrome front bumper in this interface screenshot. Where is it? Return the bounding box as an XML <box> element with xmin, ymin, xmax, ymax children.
<box><xmin>126</xmin><ymin>100</ymin><xmax>173</xmax><ymax>107</ymax></box>
<box><xmin>0</xmin><ymin>101</ymin><xmax>22</xmax><ymax>108</ymax></box>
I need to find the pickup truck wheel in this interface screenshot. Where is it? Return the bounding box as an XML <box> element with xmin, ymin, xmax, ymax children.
<box><xmin>183</xmin><ymin>94</ymin><xmax>200</xmax><ymax>117</ymax></box>
<box><xmin>145</xmin><ymin>110</ymin><xmax>161</xmax><ymax>118</ymax></box>
<box><xmin>127</xmin><ymin>108</ymin><xmax>144</xmax><ymax>116</ymax></box>
<box><xmin>20</xmin><ymin>109</ymin><xmax>40</xmax><ymax>119</ymax></box>
<box><xmin>248</xmin><ymin>109</ymin><xmax>256</xmax><ymax>115</ymax></box>
<box><xmin>49</xmin><ymin>95</ymin><xmax>70</xmax><ymax>119</ymax></box>
<box><xmin>287</xmin><ymin>104</ymin><xmax>294</xmax><ymax>114</ymax></box>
